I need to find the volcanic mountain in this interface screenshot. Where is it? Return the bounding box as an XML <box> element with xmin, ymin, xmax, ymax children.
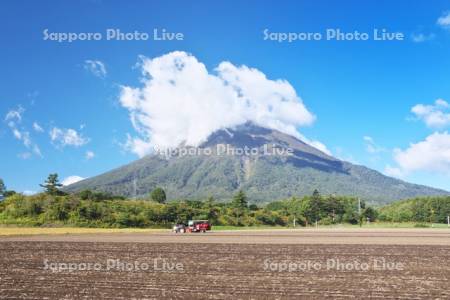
<box><xmin>66</xmin><ymin>123</ymin><xmax>449</xmax><ymax>205</ymax></box>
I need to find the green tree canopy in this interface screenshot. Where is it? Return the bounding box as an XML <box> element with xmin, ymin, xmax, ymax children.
<box><xmin>150</xmin><ymin>187</ymin><xmax>166</xmax><ymax>203</ymax></box>
<box><xmin>249</xmin><ymin>203</ymin><xmax>259</xmax><ymax>211</ymax></box>
<box><xmin>231</xmin><ymin>190</ymin><xmax>248</xmax><ymax>210</ymax></box>
<box><xmin>312</xmin><ymin>189</ymin><xmax>320</xmax><ymax>199</ymax></box>
<box><xmin>40</xmin><ymin>173</ymin><xmax>63</xmax><ymax>195</ymax></box>
<box><xmin>0</xmin><ymin>178</ymin><xmax>6</xmax><ymax>196</ymax></box>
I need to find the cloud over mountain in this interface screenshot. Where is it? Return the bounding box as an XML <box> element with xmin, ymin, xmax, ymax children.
<box><xmin>61</xmin><ymin>175</ymin><xmax>85</xmax><ymax>186</ymax></box>
<box><xmin>120</xmin><ymin>51</ymin><xmax>320</xmax><ymax>157</ymax></box>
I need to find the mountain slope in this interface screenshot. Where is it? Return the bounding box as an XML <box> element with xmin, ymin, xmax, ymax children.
<box><xmin>66</xmin><ymin>123</ymin><xmax>449</xmax><ymax>205</ymax></box>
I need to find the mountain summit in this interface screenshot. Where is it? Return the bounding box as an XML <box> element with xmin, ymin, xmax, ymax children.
<box><xmin>66</xmin><ymin>123</ymin><xmax>448</xmax><ymax>204</ymax></box>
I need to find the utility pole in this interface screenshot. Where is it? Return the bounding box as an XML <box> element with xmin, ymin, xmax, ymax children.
<box><xmin>447</xmin><ymin>215</ymin><xmax>449</xmax><ymax>227</ymax></box>
<box><xmin>358</xmin><ymin>198</ymin><xmax>362</xmax><ymax>228</ymax></box>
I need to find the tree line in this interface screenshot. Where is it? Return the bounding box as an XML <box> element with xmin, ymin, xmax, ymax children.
<box><xmin>378</xmin><ymin>196</ymin><xmax>450</xmax><ymax>223</ymax></box>
<box><xmin>0</xmin><ymin>174</ymin><xmax>449</xmax><ymax>227</ymax></box>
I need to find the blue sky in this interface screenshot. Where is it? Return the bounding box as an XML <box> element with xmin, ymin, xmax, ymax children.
<box><xmin>1</xmin><ymin>0</ymin><xmax>450</xmax><ymax>193</ymax></box>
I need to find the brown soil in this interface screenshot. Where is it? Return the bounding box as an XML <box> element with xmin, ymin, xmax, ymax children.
<box><xmin>0</xmin><ymin>230</ymin><xmax>449</xmax><ymax>299</ymax></box>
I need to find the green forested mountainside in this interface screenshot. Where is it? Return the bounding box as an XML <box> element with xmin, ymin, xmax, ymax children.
<box><xmin>65</xmin><ymin>123</ymin><xmax>449</xmax><ymax>205</ymax></box>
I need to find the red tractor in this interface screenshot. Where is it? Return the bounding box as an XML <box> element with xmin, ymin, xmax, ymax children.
<box><xmin>187</xmin><ymin>220</ymin><xmax>211</xmax><ymax>233</ymax></box>
<box><xmin>172</xmin><ymin>220</ymin><xmax>212</xmax><ymax>233</ymax></box>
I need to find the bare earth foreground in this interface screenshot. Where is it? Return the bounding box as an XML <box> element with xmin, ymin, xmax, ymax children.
<box><xmin>1</xmin><ymin>229</ymin><xmax>449</xmax><ymax>299</ymax></box>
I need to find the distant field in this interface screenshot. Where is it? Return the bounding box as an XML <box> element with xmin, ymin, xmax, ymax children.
<box><xmin>0</xmin><ymin>227</ymin><xmax>167</xmax><ymax>236</ymax></box>
<box><xmin>1</xmin><ymin>222</ymin><xmax>449</xmax><ymax>236</ymax></box>
<box><xmin>213</xmin><ymin>222</ymin><xmax>450</xmax><ymax>230</ymax></box>
<box><xmin>313</xmin><ymin>222</ymin><xmax>450</xmax><ymax>229</ymax></box>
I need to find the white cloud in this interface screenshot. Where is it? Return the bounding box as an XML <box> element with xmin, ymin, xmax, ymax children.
<box><xmin>32</xmin><ymin>145</ymin><xmax>42</xmax><ymax>157</ymax></box>
<box><xmin>4</xmin><ymin>107</ymin><xmax>42</xmax><ymax>157</ymax></box>
<box><xmin>33</xmin><ymin>122</ymin><xmax>44</xmax><ymax>132</ymax></box>
<box><xmin>17</xmin><ymin>152</ymin><xmax>32</xmax><ymax>160</ymax></box>
<box><xmin>5</xmin><ymin>106</ymin><xmax>24</xmax><ymax>124</ymax></box>
<box><xmin>301</xmin><ymin>137</ymin><xmax>331</xmax><ymax>155</ymax></box>
<box><xmin>363</xmin><ymin>136</ymin><xmax>386</xmax><ymax>154</ymax></box>
<box><xmin>386</xmin><ymin>97</ymin><xmax>450</xmax><ymax>179</ymax></box>
<box><xmin>13</xmin><ymin>128</ymin><xmax>22</xmax><ymax>139</ymax></box>
<box><xmin>61</xmin><ymin>175</ymin><xmax>85</xmax><ymax>186</ymax></box>
<box><xmin>123</xmin><ymin>134</ymin><xmax>155</xmax><ymax>158</ymax></box>
<box><xmin>436</xmin><ymin>98</ymin><xmax>449</xmax><ymax>107</ymax></box>
<box><xmin>50</xmin><ymin>127</ymin><xmax>89</xmax><ymax>148</ymax></box>
<box><xmin>84</xmin><ymin>60</ymin><xmax>107</xmax><ymax>78</ymax></box>
<box><xmin>85</xmin><ymin>150</ymin><xmax>95</xmax><ymax>160</ymax></box>
<box><xmin>389</xmin><ymin>132</ymin><xmax>450</xmax><ymax>175</ymax></box>
<box><xmin>411</xmin><ymin>33</ymin><xmax>435</xmax><ymax>43</ymax></box>
<box><xmin>120</xmin><ymin>51</ymin><xmax>320</xmax><ymax>157</ymax></box>
<box><xmin>437</xmin><ymin>11</ymin><xmax>450</xmax><ymax>28</ymax></box>
<box><xmin>411</xmin><ymin>98</ymin><xmax>450</xmax><ymax>128</ymax></box>
<box><xmin>384</xmin><ymin>165</ymin><xmax>405</xmax><ymax>178</ymax></box>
